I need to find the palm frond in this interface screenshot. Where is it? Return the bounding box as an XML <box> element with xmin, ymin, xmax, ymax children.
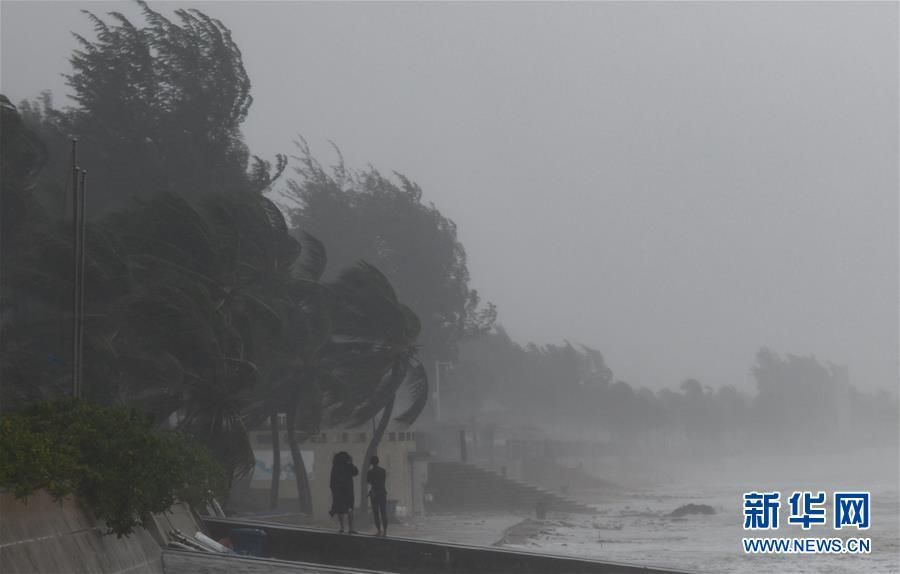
<box><xmin>393</xmin><ymin>361</ymin><xmax>428</xmax><ymax>426</ymax></box>
<box><xmin>293</xmin><ymin>231</ymin><xmax>327</xmax><ymax>281</ymax></box>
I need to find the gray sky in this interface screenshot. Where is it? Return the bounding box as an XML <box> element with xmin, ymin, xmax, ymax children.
<box><xmin>2</xmin><ymin>1</ymin><xmax>898</xmax><ymax>393</ymax></box>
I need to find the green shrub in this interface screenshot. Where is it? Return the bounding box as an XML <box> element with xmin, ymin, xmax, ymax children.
<box><xmin>0</xmin><ymin>399</ymin><xmax>225</xmax><ymax>536</ymax></box>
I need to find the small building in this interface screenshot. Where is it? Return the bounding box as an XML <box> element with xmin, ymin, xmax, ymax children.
<box><xmin>243</xmin><ymin>420</ymin><xmax>427</xmax><ymax>522</ymax></box>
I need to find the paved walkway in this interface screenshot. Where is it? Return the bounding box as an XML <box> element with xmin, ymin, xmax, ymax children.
<box><xmin>231</xmin><ymin>511</ymin><xmax>526</xmax><ymax>547</ymax></box>
<box><xmin>379</xmin><ymin>514</ymin><xmax>525</xmax><ymax>546</ymax></box>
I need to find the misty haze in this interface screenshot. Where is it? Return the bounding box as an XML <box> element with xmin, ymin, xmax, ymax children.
<box><xmin>1</xmin><ymin>2</ymin><xmax>897</xmax><ymax>574</ymax></box>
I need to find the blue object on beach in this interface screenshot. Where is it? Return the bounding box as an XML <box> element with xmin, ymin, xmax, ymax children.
<box><xmin>229</xmin><ymin>527</ymin><xmax>267</xmax><ymax>556</ymax></box>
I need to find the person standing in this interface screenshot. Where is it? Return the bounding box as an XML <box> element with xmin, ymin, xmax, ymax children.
<box><xmin>366</xmin><ymin>455</ymin><xmax>388</xmax><ymax>536</ymax></box>
<box><xmin>329</xmin><ymin>451</ymin><xmax>359</xmax><ymax>533</ymax></box>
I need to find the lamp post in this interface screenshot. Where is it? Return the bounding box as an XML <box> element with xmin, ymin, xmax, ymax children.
<box><xmin>69</xmin><ymin>139</ymin><xmax>87</xmax><ymax>399</ymax></box>
<box><xmin>434</xmin><ymin>361</ymin><xmax>452</xmax><ymax>422</ymax></box>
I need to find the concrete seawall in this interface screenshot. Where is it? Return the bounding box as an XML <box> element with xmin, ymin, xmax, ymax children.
<box><xmin>0</xmin><ymin>491</ymin><xmax>201</xmax><ymax>574</ymax></box>
<box><xmin>204</xmin><ymin>517</ymin><xmax>695</xmax><ymax>573</ymax></box>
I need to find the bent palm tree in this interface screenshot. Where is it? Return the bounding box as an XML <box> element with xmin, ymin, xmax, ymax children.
<box><xmin>327</xmin><ymin>262</ymin><xmax>429</xmax><ymax>506</ymax></box>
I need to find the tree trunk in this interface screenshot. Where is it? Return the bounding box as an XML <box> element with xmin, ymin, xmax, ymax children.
<box><xmin>359</xmin><ymin>394</ymin><xmax>395</xmax><ymax>509</ymax></box>
<box><xmin>269</xmin><ymin>411</ymin><xmax>281</xmax><ymax>510</ymax></box>
<box><xmin>286</xmin><ymin>403</ymin><xmax>313</xmax><ymax>514</ymax></box>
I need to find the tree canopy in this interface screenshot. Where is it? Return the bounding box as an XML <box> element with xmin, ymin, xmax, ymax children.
<box><xmin>2</xmin><ymin>90</ymin><xmax>432</xmax><ymax>514</ymax></box>
<box><xmin>284</xmin><ymin>142</ymin><xmax>496</xmax><ymax>367</ymax></box>
<box><xmin>19</xmin><ymin>0</ymin><xmax>284</xmax><ymax>217</ymax></box>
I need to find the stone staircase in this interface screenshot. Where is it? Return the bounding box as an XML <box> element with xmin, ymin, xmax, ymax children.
<box><xmin>521</xmin><ymin>458</ymin><xmax>617</xmax><ymax>493</ymax></box>
<box><xmin>425</xmin><ymin>461</ymin><xmax>596</xmax><ymax>514</ymax></box>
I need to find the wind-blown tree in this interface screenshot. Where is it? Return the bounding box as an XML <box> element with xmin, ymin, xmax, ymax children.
<box><xmin>84</xmin><ymin>192</ymin><xmax>279</xmax><ymax>484</ymax></box>
<box><xmin>4</xmin><ymin>182</ymin><xmax>311</xmax><ymax>486</ymax></box>
<box><xmin>750</xmin><ymin>347</ymin><xmax>840</xmax><ymax>444</ymax></box>
<box><xmin>2</xmin><ymin>105</ymin><xmax>423</xmax><ymax>510</ymax></box>
<box><xmin>5</xmin><ymin>3</ymin><xmax>441</xmax><ymax>511</ymax></box>
<box><xmin>0</xmin><ymin>96</ymin><xmax>69</xmax><ymax>404</ymax></box>
<box><xmin>452</xmin><ymin>328</ymin><xmax>613</xmax><ymax>429</ymax></box>
<box><xmin>709</xmin><ymin>385</ymin><xmax>750</xmax><ymax>442</ymax></box>
<box><xmin>284</xmin><ymin>142</ymin><xmax>495</xmax><ymax>384</ymax></box>
<box><xmin>20</xmin><ymin>1</ymin><xmax>284</xmax><ymax>218</ymax></box>
<box><xmin>230</xmin><ymin>239</ymin><xmax>429</xmax><ymax>514</ymax></box>
<box><xmin>266</xmin><ymin>290</ymin><xmax>332</xmax><ymax>514</ymax></box>
<box><xmin>0</xmin><ymin>99</ymin><xmax>151</xmax><ymax>408</ymax></box>
<box><xmin>240</xmin><ymin>230</ymin><xmax>337</xmax><ymax>515</ymax></box>
<box><xmin>326</xmin><ymin>262</ymin><xmax>429</xmax><ymax>506</ymax></box>
<box><xmin>5</xmin><ymin>0</ymin><xmax>290</xmax><ymax>478</ymax></box>
<box><xmin>2</xmin><ymin>98</ymin><xmax>255</xmax><ymax>484</ymax></box>
<box><xmin>5</xmin><ymin>0</ymin><xmax>286</xmax><ymax>423</ymax></box>
<box><xmin>0</xmin><ymin>96</ymin><xmax>47</xmax><ymax>195</ymax></box>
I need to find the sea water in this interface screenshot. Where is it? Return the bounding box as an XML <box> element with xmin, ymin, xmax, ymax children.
<box><xmin>502</xmin><ymin>447</ymin><xmax>899</xmax><ymax>573</ymax></box>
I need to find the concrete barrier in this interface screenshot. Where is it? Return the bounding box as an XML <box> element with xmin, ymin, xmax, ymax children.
<box><xmin>0</xmin><ymin>491</ymin><xmax>204</xmax><ymax>574</ymax></box>
<box><xmin>203</xmin><ymin>516</ymin><xmax>694</xmax><ymax>574</ymax></box>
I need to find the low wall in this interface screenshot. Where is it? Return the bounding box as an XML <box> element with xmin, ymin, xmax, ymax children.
<box><xmin>0</xmin><ymin>491</ymin><xmax>203</xmax><ymax>574</ymax></box>
<box><xmin>203</xmin><ymin>517</ymin><xmax>693</xmax><ymax>574</ymax></box>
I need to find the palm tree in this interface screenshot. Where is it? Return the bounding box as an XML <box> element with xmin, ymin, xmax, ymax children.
<box><xmin>3</xmin><ymin>101</ymin><xmax>428</xmax><ymax>513</ymax></box>
<box><xmin>5</xmin><ymin>97</ymin><xmax>333</xmax><ymax>503</ymax></box>
<box><xmin>1</xmin><ymin>96</ymin><xmax>70</xmax><ymax>409</ymax></box>
<box><xmin>107</xmin><ymin>192</ymin><xmax>273</xmax><ymax>486</ymax></box>
<box><xmin>327</xmin><ymin>262</ymin><xmax>429</xmax><ymax>506</ymax></box>
<box><xmin>106</xmin><ymin>190</ymin><xmax>326</xmax><ymax>491</ymax></box>
<box><xmin>245</xmin><ymin>276</ymin><xmax>333</xmax><ymax>515</ymax></box>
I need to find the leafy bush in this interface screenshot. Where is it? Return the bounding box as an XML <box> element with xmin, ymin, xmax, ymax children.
<box><xmin>0</xmin><ymin>399</ymin><xmax>225</xmax><ymax>536</ymax></box>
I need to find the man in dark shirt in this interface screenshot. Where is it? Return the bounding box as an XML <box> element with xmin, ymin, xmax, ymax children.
<box><xmin>366</xmin><ymin>456</ymin><xmax>388</xmax><ymax>536</ymax></box>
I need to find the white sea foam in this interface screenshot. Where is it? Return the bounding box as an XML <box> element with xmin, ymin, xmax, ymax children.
<box><xmin>500</xmin><ymin>447</ymin><xmax>899</xmax><ymax>573</ymax></box>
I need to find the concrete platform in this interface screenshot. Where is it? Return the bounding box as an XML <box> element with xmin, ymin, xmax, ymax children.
<box><xmin>202</xmin><ymin>517</ymin><xmax>695</xmax><ymax>574</ymax></box>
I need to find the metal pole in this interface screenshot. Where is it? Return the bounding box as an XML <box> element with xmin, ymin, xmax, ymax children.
<box><xmin>433</xmin><ymin>361</ymin><xmax>453</xmax><ymax>423</ymax></box>
<box><xmin>434</xmin><ymin>361</ymin><xmax>441</xmax><ymax>422</ymax></box>
<box><xmin>76</xmin><ymin>170</ymin><xmax>87</xmax><ymax>397</ymax></box>
<box><xmin>70</xmin><ymin>139</ymin><xmax>79</xmax><ymax>398</ymax></box>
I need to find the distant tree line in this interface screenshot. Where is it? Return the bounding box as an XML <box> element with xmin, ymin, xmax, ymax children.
<box><xmin>450</xmin><ymin>330</ymin><xmax>898</xmax><ymax>454</ymax></box>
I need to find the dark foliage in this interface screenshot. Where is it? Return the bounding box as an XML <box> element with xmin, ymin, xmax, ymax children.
<box><xmin>18</xmin><ymin>1</ymin><xmax>285</xmax><ymax>217</ymax></box>
<box><xmin>284</xmin><ymin>141</ymin><xmax>496</xmax><ymax>368</ymax></box>
<box><xmin>0</xmin><ymin>399</ymin><xmax>225</xmax><ymax>537</ymax></box>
